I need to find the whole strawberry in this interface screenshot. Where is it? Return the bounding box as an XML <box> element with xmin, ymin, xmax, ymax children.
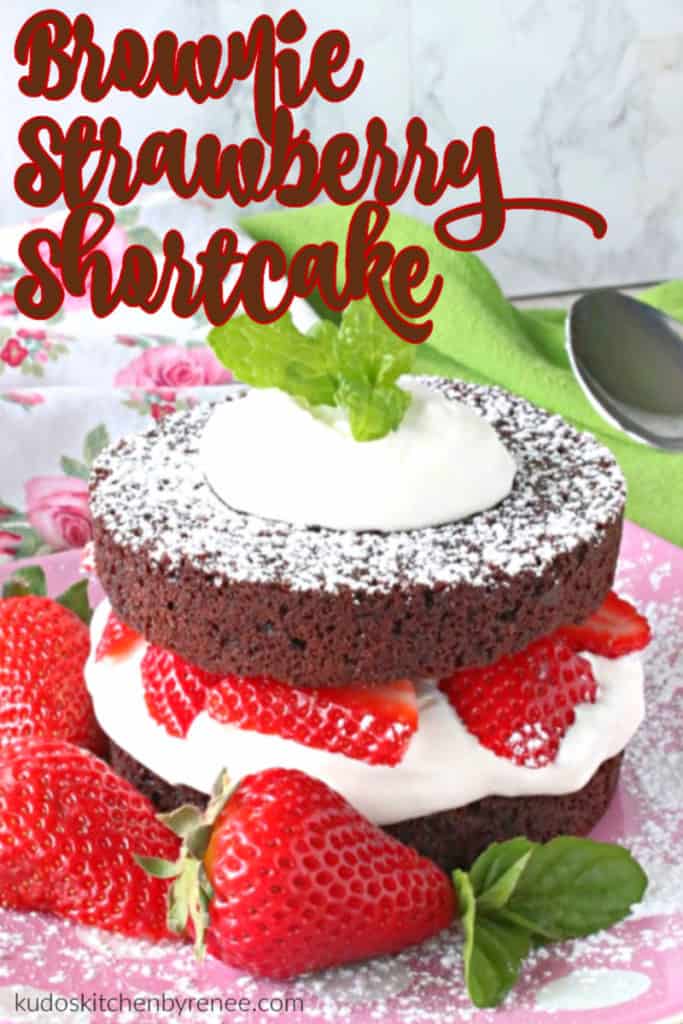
<box><xmin>0</xmin><ymin>738</ymin><xmax>180</xmax><ymax>941</ymax></box>
<box><xmin>141</xmin><ymin>768</ymin><xmax>455</xmax><ymax>978</ymax></box>
<box><xmin>0</xmin><ymin>569</ymin><xmax>105</xmax><ymax>754</ymax></box>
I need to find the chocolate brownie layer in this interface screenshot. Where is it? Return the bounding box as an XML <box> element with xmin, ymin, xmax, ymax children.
<box><xmin>91</xmin><ymin>379</ymin><xmax>625</xmax><ymax>686</ymax></box>
<box><xmin>109</xmin><ymin>740</ymin><xmax>622</xmax><ymax>872</ymax></box>
<box><xmin>386</xmin><ymin>754</ymin><xmax>623</xmax><ymax>871</ymax></box>
<box><xmin>110</xmin><ymin>742</ymin><xmax>206</xmax><ymax>813</ymax></box>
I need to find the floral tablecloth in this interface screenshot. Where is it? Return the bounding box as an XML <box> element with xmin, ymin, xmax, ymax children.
<box><xmin>0</xmin><ymin>195</ymin><xmax>316</xmax><ymax>561</ymax></box>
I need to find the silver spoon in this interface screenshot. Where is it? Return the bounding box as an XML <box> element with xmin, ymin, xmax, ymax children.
<box><xmin>566</xmin><ymin>289</ymin><xmax>683</xmax><ymax>451</ymax></box>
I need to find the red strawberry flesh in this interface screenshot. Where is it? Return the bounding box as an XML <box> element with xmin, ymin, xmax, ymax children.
<box><xmin>141</xmin><ymin>644</ymin><xmax>220</xmax><ymax>738</ymax></box>
<box><xmin>207</xmin><ymin>676</ymin><xmax>418</xmax><ymax>765</ymax></box>
<box><xmin>0</xmin><ymin>595</ymin><xmax>105</xmax><ymax>754</ymax></box>
<box><xmin>440</xmin><ymin>635</ymin><xmax>597</xmax><ymax>768</ymax></box>
<box><xmin>0</xmin><ymin>739</ymin><xmax>180</xmax><ymax>941</ymax></box>
<box><xmin>560</xmin><ymin>591</ymin><xmax>651</xmax><ymax>658</ymax></box>
<box><xmin>95</xmin><ymin>610</ymin><xmax>142</xmax><ymax>660</ymax></box>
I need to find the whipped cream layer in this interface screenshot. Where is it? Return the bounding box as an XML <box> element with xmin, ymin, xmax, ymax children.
<box><xmin>198</xmin><ymin>380</ymin><xmax>517</xmax><ymax>531</ymax></box>
<box><xmin>86</xmin><ymin>601</ymin><xmax>644</xmax><ymax>826</ymax></box>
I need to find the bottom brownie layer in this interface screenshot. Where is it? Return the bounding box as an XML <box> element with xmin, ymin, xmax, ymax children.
<box><xmin>386</xmin><ymin>753</ymin><xmax>622</xmax><ymax>870</ymax></box>
<box><xmin>110</xmin><ymin>742</ymin><xmax>207</xmax><ymax>813</ymax></box>
<box><xmin>109</xmin><ymin>740</ymin><xmax>622</xmax><ymax>872</ymax></box>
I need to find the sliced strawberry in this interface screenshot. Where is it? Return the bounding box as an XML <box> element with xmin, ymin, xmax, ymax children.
<box><xmin>439</xmin><ymin>635</ymin><xmax>597</xmax><ymax>768</ymax></box>
<box><xmin>141</xmin><ymin>645</ymin><xmax>219</xmax><ymax>738</ymax></box>
<box><xmin>95</xmin><ymin>610</ymin><xmax>142</xmax><ymax>661</ymax></box>
<box><xmin>207</xmin><ymin>676</ymin><xmax>418</xmax><ymax>765</ymax></box>
<box><xmin>560</xmin><ymin>591</ymin><xmax>651</xmax><ymax>658</ymax></box>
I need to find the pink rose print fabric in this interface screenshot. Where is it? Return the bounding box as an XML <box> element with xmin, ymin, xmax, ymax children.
<box><xmin>0</xmin><ymin>294</ymin><xmax>18</xmax><ymax>317</ymax></box>
<box><xmin>25</xmin><ymin>476</ymin><xmax>93</xmax><ymax>550</ymax></box>
<box><xmin>0</xmin><ymin>336</ymin><xmax>28</xmax><ymax>367</ymax></box>
<box><xmin>0</xmin><ymin>529</ymin><xmax>22</xmax><ymax>558</ymax></box>
<box><xmin>2</xmin><ymin>423</ymin><xmax>110</xmax><ymax>558</ymax></box>
<box><xmin>3</xmin><ymin>391</ymin><xmax>44</xmax><ymax>407</ymax></box>
<box><xmin>114</xmin><ymin>345</ymin><xmax>233</xmax><ymax>389</ymax></box>
<box><xmin>0</xmin><ymin>196</ymin><xmax>318</xmax><ymax>561</ymax></box>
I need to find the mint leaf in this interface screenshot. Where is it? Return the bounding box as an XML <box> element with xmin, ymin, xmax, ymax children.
<box><xmin>470</xmin><ymin>837</ymin><xmax>536</xmax><ymax>896</ymax></box>
<box><xmin>333</xmin><ymin>299</ymin><xmax>415</xmax><ymax>441</ymax></box>
<box><xmin>207</xmin><ymin>300</ymin><xmax>416</xmax><ymax>442</ymax></box>
<box><xmin>208</xmin><ymin>313</ymin><xmax>337</xmax><ymax>406</ymax></box>
<box><xmin>333</xmin><ymin>298</ymin><xmax>415</xmax><ymax>388</ymax></box>
<box><xmin>335</xmin><ymin>377</ymin><xmax>411</xmax><ymax>442</ymax></box>
<box><xmin>453</xmin><ymin>836</ymin><xmax>649</xmax><ymax>1009</ymax></box>
<box><xmin>468</xmin><ymin>916</ymin><xmax>532</xmax><ymax>1009</ymax></box>
<box><xmin>497</xmin><ymin>837</ymin><xmax>648</xmax><ymax>940</ymax></box>
<box><xmin>471</xmin><ymin>840</ymin><xmax>536</xmax><ymax>912</ymax></box>
<box><xmin>454</xmin><ymin>868</ymin><xmax>532</xmax><ymax>1009</ymax></box>
<box><xmin>2</xmin><ymin>566</ymin><xmax>47</xmax><ymax>598</ymax></box>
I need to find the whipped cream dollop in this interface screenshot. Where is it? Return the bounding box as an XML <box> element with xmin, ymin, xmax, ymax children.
<box><xmin>86</xmin><ymin>601</ymin><xmax>645</xmax><ymax>826</ymax></box>
<box><xmin>198</xmin><ymin>380</ymin><xmax>517</xmax><ymax>531</ymax></box>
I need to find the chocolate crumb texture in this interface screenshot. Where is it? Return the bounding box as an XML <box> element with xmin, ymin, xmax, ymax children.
<box><xmin>90</xmin><ymin>378</ymin><xmax>625</xmax><ymax>686</ymax></box>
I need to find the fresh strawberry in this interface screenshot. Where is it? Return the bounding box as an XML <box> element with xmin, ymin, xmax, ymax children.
<box><xmin>95</xmin><ymin>609</ymin><xmax>142</xmax><ymax>660</ymax></box>
<box><xmin>207</xmin><ymin>676</ymin><xmax>418</xmax><ymax>765</ymax></box>
<box><xmin>0</xmin><ymin>594</ymin><xmax>105</xmax><ymax>754</ymax></box>
<box><xmin>440</xmin><ymin>635</ymin><xmax>597</xmax><ymax>768</ymax></box>
<box><xmin>141</xmin><ymin>645</ymin><xmax>220</xmax><ymax>738</ymax></box>
<box><xmin>0</xmin><ymin>739</ymin><xmax>181</xmax><ymax>941</ymax></box>
<box><xmin>140</xmin><ymin>768</ymin><xmax>454</xmax><ymax>978</ymax></box>
<box><xmin>560</xmin><ymin>591</ymin><xmax>651</xmax><ymax>658</ymax></box>
<box><xmin>141</xmin><ymin>638</ymin><xmax>418</xmax><ymax>764</ymax></box>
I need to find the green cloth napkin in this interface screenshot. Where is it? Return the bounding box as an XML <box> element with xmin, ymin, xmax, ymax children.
<box><xmin>241</xmin><ymin>204</ymin><xmax>683</xmax><ymax>548</ymax></box>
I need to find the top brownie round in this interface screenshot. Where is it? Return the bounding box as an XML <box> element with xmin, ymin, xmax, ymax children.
<box><xmin>90</xmin><ymin>378</ymin><xmax>625</xmax><ymax>687</ymax></box>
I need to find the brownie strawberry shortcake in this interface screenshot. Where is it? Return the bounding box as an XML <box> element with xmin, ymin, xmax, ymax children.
<box><xmin>85</xmin><ymin>305</ymin><xmax>650</xmax><ymax>871</ymax></box>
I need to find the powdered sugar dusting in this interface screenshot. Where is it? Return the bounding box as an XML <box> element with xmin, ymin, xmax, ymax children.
<box><xmin>89</xmin><ymin>379</ymin><xmax>625</xmax><ymax>595</ymax></box>
<box><xmin>0</xmin><ymin>522</ymin><xmax>680</xmax><ymax>1023</ymax></box>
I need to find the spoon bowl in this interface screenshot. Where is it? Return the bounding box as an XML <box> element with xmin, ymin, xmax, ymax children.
<box><xmin>566</xmin><ymin>290</ymin><xmax>683</xmax><ymax>451</ymax></box>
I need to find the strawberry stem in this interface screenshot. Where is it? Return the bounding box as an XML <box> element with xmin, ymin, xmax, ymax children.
<box><xmin>1</xmin><ymin>566</ymin><xmax>93</xmax><ymax>625</ymax></box>
<box><xmin>2</xmin><ymin>566</ymin><xmax>47</xmax><ymax>599</ymax></box>
<box><xmin>56</xmin><ymin>579</ymin><xmax>93</xmax><ymax>625</ymax></box>
<box><xmin>141</xmin><ymin>769</ymin><xmax>235</xmax><ymax>959</ymax></box>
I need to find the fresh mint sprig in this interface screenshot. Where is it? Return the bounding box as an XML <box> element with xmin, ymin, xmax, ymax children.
<box><xmin>453</xmin><ymin>836</ymin><xmax>648</xmax><ymax>1008</ymax></box>
<box><xmin>207</xmin><ymin>299</ymin><xmax>416</xmax><ymax>441</ymax></box>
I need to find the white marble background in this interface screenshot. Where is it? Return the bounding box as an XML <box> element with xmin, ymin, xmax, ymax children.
<box><xmin>1</xmin><ymin>0</ymin><xmax>682</xmax><ymax>295</ymax></box>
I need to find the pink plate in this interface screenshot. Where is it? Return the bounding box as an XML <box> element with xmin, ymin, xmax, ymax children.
<box><xmin>0</xmin><ymin>521</ymin><xmax>682</xmax><ymax>1024</ymax></box>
